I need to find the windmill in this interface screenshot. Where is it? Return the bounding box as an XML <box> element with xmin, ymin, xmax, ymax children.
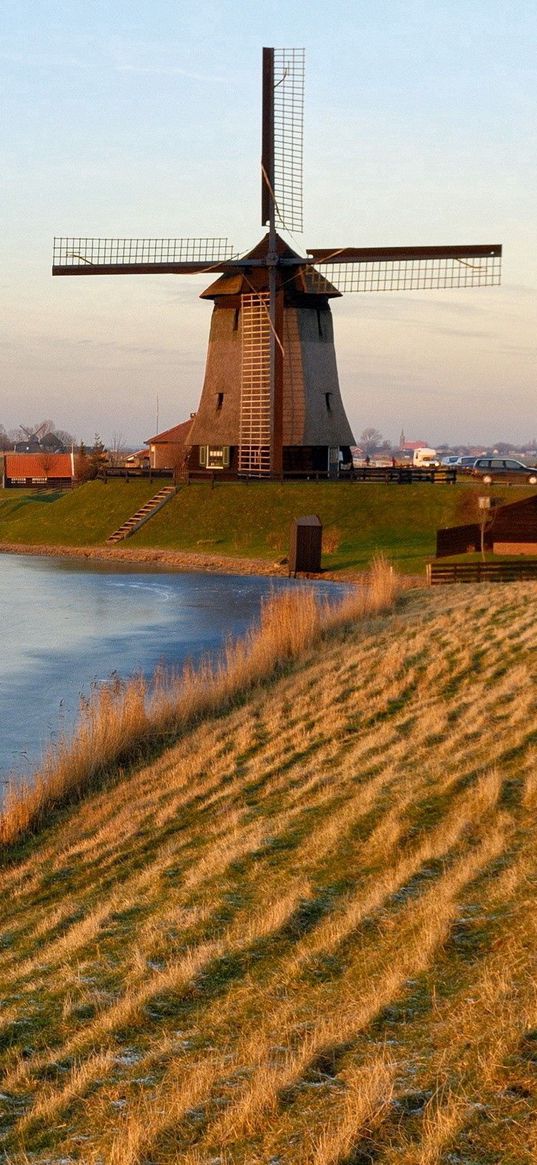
<box><xmin>53</xmin><ymin>47</ymin><xmax>501</xmax><ymax>479</ymax></box>
<box><xmin>15</xmin><ymin>422</ymin><xmax>53</xmax><ymax>453</ymax></box>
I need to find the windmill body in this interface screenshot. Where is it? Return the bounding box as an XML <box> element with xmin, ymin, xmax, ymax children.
<box><xmin>187</xmin><ymin>233</ymin><xmax>354</xmax><ymax>476</ymax></box>
<box><xmin>52</xmin><ymin>48</ymin><xmax>501</xmax><ymax>478</ymax></box>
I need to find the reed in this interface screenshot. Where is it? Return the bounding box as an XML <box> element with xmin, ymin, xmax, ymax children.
<box><xmin>0</xmin><ymin>556</ymin><xmax>399</xmax><ymax>847</ymax></box>
<box><xmin>0</xmin><ymin>580</ymin><xmax>537</xmax><ymax>1162</ymax></box>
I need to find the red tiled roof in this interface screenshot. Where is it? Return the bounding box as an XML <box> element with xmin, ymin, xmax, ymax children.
<box><xmin>145</xmin><ymin>419</ymin><xmax>193</xmax><ymax>445</ymax></box>
<box><xmin>4</xmin><ymin>453</ymin><xmax>74</xmax><ymax>478</ymax></box>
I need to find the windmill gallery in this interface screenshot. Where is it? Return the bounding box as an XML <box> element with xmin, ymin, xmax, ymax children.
<box><xmin>52</xmin><ymin>48</ymin><xmax>501</xmax><ymax>480</ymax></box>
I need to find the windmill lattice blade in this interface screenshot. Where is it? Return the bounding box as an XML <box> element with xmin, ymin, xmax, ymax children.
<box><xmin>239</xmin><ymin>293</ymin><xmax>272</xmax><ymax>477</ymax></box>
<box><xmin>53</xmin><ymin>237</ymin><xmax>235</xmax><ymax>271</ymax></box>
<box><xmin>308</xmin><ymin>246</ymin><xmax>501</xmax><ymax>293</ymax></box>
<box><xmin>273</xmin><ymin>48</ymin><xmax>305</xmax><ymax>233</ymax></box>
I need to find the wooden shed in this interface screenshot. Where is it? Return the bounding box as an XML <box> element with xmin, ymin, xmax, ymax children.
<box><xmin>289</xmin><ymin>515</ymin><xmax>323</xmax><ymax>575</ymax></box>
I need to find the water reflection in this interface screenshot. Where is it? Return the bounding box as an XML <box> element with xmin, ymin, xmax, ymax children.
<box><xmin>0</xmin><ymin>554</ymin><xmax>343</xmax><ymax>781</ymax></box>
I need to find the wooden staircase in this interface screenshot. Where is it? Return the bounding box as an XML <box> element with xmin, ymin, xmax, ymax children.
<box><xmin>106</xmin><ymin>485</ymin><xmax>177</xmax><ymax>544</ymax></box>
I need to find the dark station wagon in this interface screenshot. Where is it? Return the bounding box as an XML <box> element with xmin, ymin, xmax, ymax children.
<box><xmin>470</xmin><ymin>458</ymin><xmax>537</xmax><ymax>484</ymax></box>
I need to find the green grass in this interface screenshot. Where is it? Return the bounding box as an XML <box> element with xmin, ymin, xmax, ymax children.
<box><xmin>136</xmin><ymin>481</ymin><xmax>455</xmax><ymax>572</ymax></box>
<box><xmin>1</xmin><ymin>479</ymin><xmax>537</xmax><ymax>574</ymax></box>
<box><xmin>436</xmin><ymin>550</ymin><xmax>537</xmax><ymax>564</ymax></box>
<box><xmin>0</xmin><ymin>480</ymin><xmax>158</xmax><ymax>546</ymax></box>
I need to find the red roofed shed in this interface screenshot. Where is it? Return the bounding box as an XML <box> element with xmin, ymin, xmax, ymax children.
<box><xmin>3</xmin><ymin>452</ymin><xmax>76</xmax><ymax>489</ymax></box>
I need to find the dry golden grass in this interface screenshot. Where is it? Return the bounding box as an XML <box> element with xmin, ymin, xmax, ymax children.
<box><xmin>2</xmin><ymin>572</ymin><xmax>537</xmax><ymax>1162</ymax></box>
<box><xmin>0</xmin><ymin>556</ymin><xmax>397</xmax><ymax>848</ymax></box>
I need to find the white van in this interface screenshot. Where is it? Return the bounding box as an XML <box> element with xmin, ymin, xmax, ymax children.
<box><xmin>412</xmin><ymin>447</ymin><xmax>440</xmax><ymax>468</ymax></box>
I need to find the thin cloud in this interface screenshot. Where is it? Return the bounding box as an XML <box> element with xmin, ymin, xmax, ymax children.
<box><xmin>115</xmin><ymin>63</ymin><xmax>225</xmax><ymax>82</ymax></box>
<box><xmin>0</xmin><ymin>42</ymin><xmax>223</xmax><ymax>83</ymax></box>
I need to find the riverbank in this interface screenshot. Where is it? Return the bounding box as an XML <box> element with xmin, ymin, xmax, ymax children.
<box><xmin>0</xmin><ymin>540</ymin><xmax>290</xmax><ymax>578</ymax></box>
<box><xmin>1</xmin><ymin>555</ymin><xmax>331</xmax><ymax>780</ymax></box>
<box><xmin>3</xmin><ymin>478</ymin><xmax>535</xmax><ymax>576</ymax></box>
<box><xmin>0</xmin><ymin>541</ymin><xmax>428</xmax><ymax>591</ymax></box>
<box><xmin>0</xmin><ymin>539</ymin><xmax>424</xmax><ymax>585</ymax></box>
<box><xmin>0</xmin><ymin>559</ymin><xmax>399</xmax><ymax>845</ymax></box>
<box><xmin>1</xmin><ymin>581</ymin><xmax>537</xmax><ymax>1162</ymax></box>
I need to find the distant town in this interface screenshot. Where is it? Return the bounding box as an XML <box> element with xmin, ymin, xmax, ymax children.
<box><xmin>1</xmin><ymin>419</ymin><xmax>536</xmax><ymax>475</ymax></box>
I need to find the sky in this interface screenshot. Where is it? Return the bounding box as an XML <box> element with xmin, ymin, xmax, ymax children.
<box><xmin>1</xmin><ymin>0</ymin><xmax>536</xmax><ymax>448</ymax></box>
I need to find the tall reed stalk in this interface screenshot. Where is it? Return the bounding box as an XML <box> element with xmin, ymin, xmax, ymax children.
<box><xmin>0</xmin><ymin>557</ymin><xmax>399</xmax><ymax>848</ymax></box>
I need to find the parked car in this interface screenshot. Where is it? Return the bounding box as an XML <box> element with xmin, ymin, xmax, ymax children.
<box><xmin>441</xmin><ymin>455</ymin><xmax>460</xmax><ymax>466</ymax></box>
<box><xmin>455</xmin><ymin>456</ymin><xmax>480</xmax><ymax>469</ymax></box>
<box><xmin>470</xmin><ymin>457</ymin><xmax>537</xmax><ymax>484</ymax></box>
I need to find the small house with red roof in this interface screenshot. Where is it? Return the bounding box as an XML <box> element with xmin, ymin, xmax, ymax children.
<box><xmin>3</xmin><ymin>452</ymin><xmax>76</xmax><ymax>489</ymax></box>
<box><xmin>145</xmin><ymin>419</ymin><xmax>193</xmax><ymax>471</ymax></box>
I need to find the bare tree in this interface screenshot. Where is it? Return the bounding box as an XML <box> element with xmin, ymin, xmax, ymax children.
<box><xmin>49</xmin><ymin>428</ymin><xmax>76</xmax><ymax>450</ymax></box>
<box><xmin>38</xmin><ymin>451</ymin><xmax>54</xmax><ymax>480</ymax></box>
<box><xmin>108</xmin><ymin>432</ymin><xmax>127</xmax><ymax>467</ymax></box>
<box><xmin>359</xmin><ymin>427</ymin><xmax>384</xmax><ymax>455</ymax></box>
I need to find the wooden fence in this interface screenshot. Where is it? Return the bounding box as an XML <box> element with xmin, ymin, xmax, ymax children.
<box><xmin>346</xmin><ymin>466</ymin><xmax>456</xmax><ymax>484</ymax></box>
<box><xmin>182</xmin><ymin>466</ymin><xmax>457</xmax><ymax>485</ymax></box>
<box><xmin>428</xmin><ymin>560</ymin><xmax>537</xmax><ymax>585</ymax></box>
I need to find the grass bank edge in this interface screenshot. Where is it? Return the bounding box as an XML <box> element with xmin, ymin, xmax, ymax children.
<box><xmin>0</xmin><ymin>556</ymin><xmax>401</xmax><ymax>851</ymax></box>
<box><xmin>4</xmin><ymin>479</ymin><xmax>536</xmax><ymax>575</ymax></box>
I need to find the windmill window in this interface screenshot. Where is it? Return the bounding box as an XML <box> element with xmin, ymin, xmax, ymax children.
<box><xmin>233</xmin><ymin>308</ymin><xmax>240</xmax><ymax>331</ymax></box>
<box><xmin>205</xmin><ymin>445</ymin><xmax>230</xmax><ymax>469</ymax></box>
<box><xmin>216</xmin><ymin>392</ymin><xmax>224</xmax><ymax>411</ymax></box>
<box><xmin>316</xmin><ymin>309</ymin><xmax>324</xmax><ymax>338</ymax></box>
<box><xmin>325</xmin><ymin>393</ymin><xmax>333</xmax><ymax>413</ymax></box>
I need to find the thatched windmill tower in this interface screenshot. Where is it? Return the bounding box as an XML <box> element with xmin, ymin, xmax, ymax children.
<box><xmin>53</xmin><ymin>48</ymin><xmax>501</xmax><ymax>479</ymax></box>
<box><xmin>187</xmin><ymin>231</ymin><xmax>354</xmax><ymax>476</ymax></box>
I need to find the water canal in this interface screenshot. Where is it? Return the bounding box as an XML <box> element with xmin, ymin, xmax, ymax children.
<box><xmin>0</xmin><ymin>553</ymin><xmax>339</xmax><ymax>783</ymax></box>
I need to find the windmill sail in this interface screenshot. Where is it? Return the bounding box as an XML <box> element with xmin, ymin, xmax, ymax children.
<box><xmin>52</xmin><ymin>46</ymin><xmax>502</xmax><ymax>482</ymax></box>
<box><xmin>307</xmin><ymin>244</ymin><xmax>502</xmax><ymax>293</ymax></box>
<box><xmin>262</xmin><ymin>48</ymin><xmax>305</xmax><ymax>233</ymax></box>
<box><xmin>52</xmin><ymin>237</ymin><xmax>235</xmax><ymax>275</ymax></box>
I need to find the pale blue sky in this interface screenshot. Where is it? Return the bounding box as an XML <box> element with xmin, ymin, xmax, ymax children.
<box><xmin>1</xmin><ymin>0</ymin><xmax>535</xmax><ymax>446</ymax></box>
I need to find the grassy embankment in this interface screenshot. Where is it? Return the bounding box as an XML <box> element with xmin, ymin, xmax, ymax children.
<box><xmin>2</xmin><ymin>478</ymin><xmax>537</xmax><ymax>573</ymax></box>
<box><xmin>1</xmin><ymin>575</ymin><xmax>537</xmax><ymax>1161</ymax></box>
<box><xmin>0</xmin><ymin>480</ymin><xmax>157</xmax><ymax>548</ymax></box>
